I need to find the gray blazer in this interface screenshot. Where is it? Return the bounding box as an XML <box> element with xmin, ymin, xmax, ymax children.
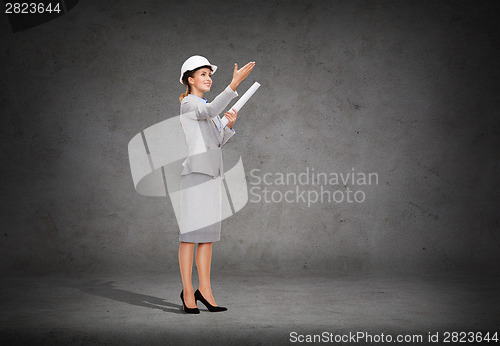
<box><xmin>180</xmin><ymin>85</ymin><xmax>239</xmax><ymax>178</ymax></box>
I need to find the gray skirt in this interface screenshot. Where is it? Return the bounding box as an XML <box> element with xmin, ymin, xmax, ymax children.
<box><xmin>179</xmin><ymin>172</ymin><xmax>222</xmax><ymax>243</ymax></box>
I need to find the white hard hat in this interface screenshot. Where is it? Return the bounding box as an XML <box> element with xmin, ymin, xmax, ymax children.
<box><xmin>179</xmin><ymin>55</ymin><xmax>217</xmax><ymax>85</ymax></box>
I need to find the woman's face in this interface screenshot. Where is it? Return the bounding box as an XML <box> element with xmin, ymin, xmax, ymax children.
<box><xmin>188</xmin><ymin>68</ymin><xmax>212</xmax><ymax>93</ymax></box>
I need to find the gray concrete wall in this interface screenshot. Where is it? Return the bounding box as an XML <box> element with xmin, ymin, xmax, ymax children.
<box><xmin>1</xmin><ymin>0</ymin><xmax>499</xmax><ymax>275</ymax></box>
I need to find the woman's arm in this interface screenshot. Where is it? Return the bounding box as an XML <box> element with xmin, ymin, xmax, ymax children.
<box><xmin>225</xmin><ymin>108</ymin><xmax>237</xmax><ymax>129</ymax></box>
<box><xmin>181</xmin><ymin>85</ymin><xmax>238</xmax><ymax>120</ymax></box>
<box><xmin>181</xmin><ymin>61</ymin><xmax>255</xmax><ymax>121</ymax></box>
<box><xmin>220</xmin><ymin>108</ymin><xmax>237</xmax><ymax>146</ymax></box>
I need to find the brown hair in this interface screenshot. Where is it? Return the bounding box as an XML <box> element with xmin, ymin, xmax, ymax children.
<box><xmin>179</xmin><ymin>65</ymin><xmax>213</xmax><ymax>103</ymax></box>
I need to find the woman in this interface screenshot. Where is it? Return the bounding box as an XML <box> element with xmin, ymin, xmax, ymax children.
<box><xmin>178</xmin><ymin>55</ymin><xmax>255</xmax><ymax>313</ymax></box>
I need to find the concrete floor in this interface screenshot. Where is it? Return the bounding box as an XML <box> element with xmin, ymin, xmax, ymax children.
<box><xmin>1</xmin><ymin>269</ymin><xmax>498</xmax><ymax>345</ymax></box>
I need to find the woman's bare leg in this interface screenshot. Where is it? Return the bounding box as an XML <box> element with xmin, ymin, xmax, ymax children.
<box><xmin>195</xmin><ymin>242</ymin><xmax>218</xmax><ymax>306</ymax></box>
<box><xmin>179</xmin><ymin>241</ymin><xmax>196</xmax><ymax>308</ymax></box>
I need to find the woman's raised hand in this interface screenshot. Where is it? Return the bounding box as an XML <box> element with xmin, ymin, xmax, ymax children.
<box><xmin>230</xmin><ymin>61</ymin><xmax>255</xmax><ymax>91</ymax></box>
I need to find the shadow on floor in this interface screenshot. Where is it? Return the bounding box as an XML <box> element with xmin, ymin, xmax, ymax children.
<box><xmin>74</xmin><ymin>280</ymin><xmax>185</xmax><ymax>314</ymax></box>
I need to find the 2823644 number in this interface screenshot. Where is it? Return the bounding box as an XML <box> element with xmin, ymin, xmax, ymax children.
<box><xmin>5</xmin><ymin>2</ymin><xmax>61</xmax><ymax>14</ymax></box>
<box><xmin>443</xmin><ymin>331</ymin><xmax>498</xmax><ymax>343</ymax></box>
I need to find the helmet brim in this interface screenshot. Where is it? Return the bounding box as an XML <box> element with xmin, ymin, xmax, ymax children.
<box><xmin>179</xmin><ymin>64</ymin><xmax>218</xmax><ymax>85</ymax></box>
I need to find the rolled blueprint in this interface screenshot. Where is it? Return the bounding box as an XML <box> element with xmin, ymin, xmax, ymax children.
<box><xmin>229</xmin><ymin>81</ymin><xmax>260</xmax><ymax>113</ymax></box>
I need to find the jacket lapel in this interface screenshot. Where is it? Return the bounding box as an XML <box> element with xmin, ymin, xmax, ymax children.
<box><xmin>211</xmin><ymin>117</ymin><xmax>223</xmax><ymax>140</ymax></box>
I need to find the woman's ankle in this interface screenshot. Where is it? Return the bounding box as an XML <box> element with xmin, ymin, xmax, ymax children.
<box><xmin>183</xmin><ymin>286</ymin><xmax>195</xmax><ymax>293</ymax></box>
<box><xmin>198</xmin><ymin>286</ymin><xmax>212</xmax><ymax>294</ymax></box>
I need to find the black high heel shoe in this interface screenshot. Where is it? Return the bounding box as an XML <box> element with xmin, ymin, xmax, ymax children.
<box><xmin>180</xmin><ymin>290</ymin><xmax>199</xmax><ymax>314</ymax></box>
<box><xmin>195</xmin><ymin>289</ymin><xmax>228</xmax><ymax>312</ymax></box>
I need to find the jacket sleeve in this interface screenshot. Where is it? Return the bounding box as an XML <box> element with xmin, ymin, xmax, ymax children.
<box><xmin>221</xmin><ymin>125</ymin><xmax>235</xmax><ymax>146</ymax></box>
<box><xmin>181</xmin><ymin>85</ymin><xmax>238</xmax><ymax>120</ymax></box>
